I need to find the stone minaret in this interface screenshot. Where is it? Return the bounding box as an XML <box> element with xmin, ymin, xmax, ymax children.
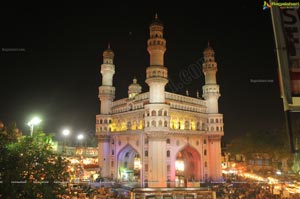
<box><xmin>202</xmin><ymin>43</ymin><xmax>223</xmax><ymax>181</ymax></box>
<box><xmin>202</xmin><ymin>42</ymin><xmax>220</xmax><ymax>114</ymax></box>
<box><xmin>99</xmin><ymin>44</ymin><xmax>115</xmax><ymax>115</ymax></box>
<box><xmin>145</xmin><ymin>13</ymin><xmax>168</xmax><ymax>103</ymax></box>
<box><xmin>97</xmin><ymin>44</ymin><xmax>115</xmax><ymax>177</ymax></box>
<box><xmin>144</xmin><ymin>14</ymin><xmax>170</xmax><ymax>187</ymax></box>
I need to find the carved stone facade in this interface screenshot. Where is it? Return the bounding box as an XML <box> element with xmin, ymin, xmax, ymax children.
<box><xmin>96</xmin><ymin>15</ymin><xmax>224</xmax><ymax>188</ymax></box>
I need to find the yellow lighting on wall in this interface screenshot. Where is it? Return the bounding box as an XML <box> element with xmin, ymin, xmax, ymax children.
<box><xmin>121</xmin><ymin>122</ymin><xmax>127</xmax><ymax>131</ymax></box>
<box><xmin>191</xmin><ymin>121</ymin><xmax>196</xmax><ymax>130</ymax></box>
<box><xmin>175</xmin><ymin>159</ymin><xmax>185</xmax><ymax>171</ymax></box>
<box><xmin>171</xmin><ymin>119</ymin><xmax>178</xmax><ymax>129</ymax></box>
<box><xmin>134</xmin><ymin>157</ymin><xmax>141</xmax><ymax>170</ymax></box>
<box><xmin>132</xmin><ymin>121</ymin><xmax>137</xmax><ymax>130</ymax></box>
<box><xmin>138</xmin><ymin>121</ymin><xmax>143</xmax><ymax>129</ymax></box>
<box><xmin>180</xmin><ymin>120</ymin><xmax>184</xmax><ymax>130</ymax></box>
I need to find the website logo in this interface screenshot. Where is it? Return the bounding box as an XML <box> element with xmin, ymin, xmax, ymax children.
<box><xmin>263</xmin><ymin>1</ymin><xmax>272</xmax><ymax>10</ymax></box>
<box><xmin>263</xmin><ymin>1</ymin><xmax>300</xmax><ymax>10</ymax></box>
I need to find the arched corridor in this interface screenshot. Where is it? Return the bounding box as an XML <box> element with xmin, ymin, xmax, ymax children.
<box><xmin>175</xmin><ymin>145</ymin><xmax>201</xmax><ymax>187</ymax></box>
<box><xmin>117</xmin><ymin>145</ymin><xmax>141</xmax><ymax>182</ymax></box>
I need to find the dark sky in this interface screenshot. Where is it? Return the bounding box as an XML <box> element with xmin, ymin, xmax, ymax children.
<box><xmin>0</xmin><ymin>2</ymin><xmax>286</xmax><ymax>142</ymax></box>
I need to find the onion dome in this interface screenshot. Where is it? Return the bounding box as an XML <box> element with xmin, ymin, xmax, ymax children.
<box><xmin>203</xmin><ymin>41</ymin><xmax>215</xmax><ymax>56</ymax></box>
<box><xmin>103</xmin><ymin>43</ymin><xmax>114</xmax><ymax>59</ymax></box>
<box><xmin>128</xmin><ymin>77</ymin><xmax>142</xmax><ymax>99</ymax></box>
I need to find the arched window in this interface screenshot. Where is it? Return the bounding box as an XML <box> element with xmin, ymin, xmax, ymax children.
<box><xmin>204</xmin><ymin>139</ymin><xmax>207</xmax><ymax>144</ymax></box>
<box><xmin>197</xmin><ymin>122</ymin><xmax>201</xmax><ymax>130</ymax></box>
<box><xmin>112</xmin><ymin>150</ymin><xmax>114</xmax><ymax>155</ymax></box>
<box><xmin>216</xmin><ymin>127</ymin><xmax>219</xmax><ymax>131</ymax></box>
<box><xmin>147</xmin><ymin>121</ymin><xmax>150</xmax><ymax>127</ymax></box>
<box><xmin>196</xmin><ymin>140</ymin><xmax>199</xmax><ymax>145</ymax></box>
<box><xmin>164</xmin><ymin>110</ymin><xmax>167</xmax><ymax>116</ymax></box>
<box><xmin>145</xmin><ymin>150</ymin><xmax>148</xmax><ymax>157</ymax></box>
<box><xmin>159</xmin><ymin>120</ymin><xmax>163</xmax><ymax>127</ymax></box>
<box><xmin>185</xmin><ymin>121</ymin><xmax>189</xmax><ymax>129</ymax></box>
<box><xmin>216</xmin><ymin>119</ymin><xmax>219</xmax><ymax>123</ymax></box>
<box><xmin>202</xmin><ymin>123</ymin><xmax>206</xmax><ymax>130</ymax></box>
<box><xmin>151</xmin><ymin>120</ymin><xmax>156</xmax><ymax>127</ymax></box>
<box><xmin>167</xmin><ymin>150</ymin><xmax>170</xmax><ymax>157</ymax></box>
<box><xmin>164</xmin><ymin>121</ymin><xmax>168</xmax><ymax>127</ymax></box>
<box><xmin>204</xmin><ymin>149</ymin><xmax>207</xmax><ymax>156</ymax></box>
<box><xmin>151</xmin><ymin>110</ymin><xmax>156</xmax><ymax>116</ymax></box>
<box><xmin>158</xmin><ymin>110</ymin><xmax>162</xmax><ymax>116</ymax></box>
<box><xmin>100</xmin><ymin>119</ymin><xmax>103</xmax><ymax>124</ymax></box>
<box><xmin>211</xmin><ymin>127</ymin><xmax>214</xmax><ymax>131</ymax></box>
<box><xmin>166</xmin><ymin>139</ymin><xmax>170</xmax><ymax>144</ymax></box>
<box><xmin>205</xmin><ymin>161</ymin><xmax>207</xmax><ymax>167</ymax></box>
<box><xmin>210</xmin><ymin>119</ymin><xmax>214</xmax><ymax>123</ymax></box>
<box><xmin>127</xmin><ymin>122</ymin><xmax>131</xmax><ymax>129</ymax></box>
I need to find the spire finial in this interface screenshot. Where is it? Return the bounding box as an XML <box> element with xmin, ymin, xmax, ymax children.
<box><xmin>207</xmin><ymin>41</ymin><xmax>210</xmax><ymax>47</ymax></box>
<box><xmin>186</xmin><ymin>89</ymin><xmax>189</xmax><ymax>96</ymax></box>
<box><xmin>108</xmin><ymin>42</ymin><xmax>111</xmax><ymax>49</ymax></box>
<box><xmin>133</xmin><ymin>75</ymin><xmax>137</xmax><ymax>83</ymax></box>
<box><xmin>155</xmin><ymin>13</ymin><xmax>158</xmax><ymax>20</ymax></box>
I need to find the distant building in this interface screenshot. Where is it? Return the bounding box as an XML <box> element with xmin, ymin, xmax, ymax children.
<box><xmin>96</xmin><ymin>15</ymin><xmax>224</xmax><ymax>187</ymax></box>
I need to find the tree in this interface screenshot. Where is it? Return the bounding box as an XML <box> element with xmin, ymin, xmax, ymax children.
<box><xmin>227</xmin><ymin>128</ymin><xmax>291</xmax><ymax>165</ymax></box>
<box><xmin>0</xmin><ymin>121</ymin><xmax>70</xmax><ymax>199</ymax></box>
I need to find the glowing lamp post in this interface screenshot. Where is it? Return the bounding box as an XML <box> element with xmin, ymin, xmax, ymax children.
<box><xmin>27</xmin><ymin>117</ymin><xmax>42</xmax><ymax>136</ymax></box>
<box><xmin>62</xmin><ymin>129</ymin><xmax>70</xmax><ymax>154</ymax></box>
<box><xmin>77</xmin><ymin>134</ymin><xmax>85</xmax><ymax>157</ymax></box>
<box><xmin>77</xmin><ymin>134</ymin><xmax>84</xmax><ymax>146</ymax></box>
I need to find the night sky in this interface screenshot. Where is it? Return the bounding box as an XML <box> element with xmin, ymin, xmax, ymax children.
<box><xmin>0</xmin><ymin>2</ymin><xmax>285</xmax><ymax>142</ymax></box>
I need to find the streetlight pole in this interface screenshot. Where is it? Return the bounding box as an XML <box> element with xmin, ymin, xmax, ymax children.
<box><xmin>27</xmin><ymin>117</ymin><xmax>42</xmax><ymax>136</ymax></box>
<box><xmin>77</xmin><ymin>133</ymin><xmax>85</xmax><ymax>157</ymax></box>
<box><xmin>62</xmin><ymin>129</ymin><xmax>70</xmax><ymax>155</ymax></box>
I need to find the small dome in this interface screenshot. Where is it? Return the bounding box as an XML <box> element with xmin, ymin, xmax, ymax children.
<box><xmin>103</xmin><ymin>44</ymin><xmax>114</xmax><ymax>58</ymax></box>
<box><xmin>150</xmin><ymin>13</ymin><xmax>163</xmax><ymax>27</ymax></box>
<box><xmin>128</xmin><ymin>77</ymin><xmax>142</xmax><ymax>98</ymax></box>
<box><xmin>203</xmin><ymin>42</ymin><xmax>214</xmax><ymax>56</ymax></box>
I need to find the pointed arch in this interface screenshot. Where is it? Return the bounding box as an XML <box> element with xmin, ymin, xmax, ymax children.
<box><xmin>117</xmin><ymin>144</ymin><xmax>141</xmax><ymax>181</ymax></box>
<box><xmin>175</xmin><ymin>144</ymin><xmax>201</xmax><ymax>182</ymax></box>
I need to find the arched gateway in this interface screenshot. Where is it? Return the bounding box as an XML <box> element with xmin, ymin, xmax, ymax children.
<box><xmin>175</xmin><ymin>145</ymin><xmax>201</xmax><ymax>187</ymax></box>
<box><xmin>117</xmin><ymin>144</ymin><xmax>141</xmax><ymax>182</ymax></box>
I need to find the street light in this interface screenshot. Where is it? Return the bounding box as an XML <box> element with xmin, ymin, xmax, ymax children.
<box><xmin>27</xmin><ymin>117</ymin><xmax>42</xmax><ymax>136</ymax></box>
<box><xmin>77</xmin><ymin>134</ymin><xmax>84</xmax><ymax>147</ymax></box>
<box><xmin>77</xmin><ymin>134</ymin><xmax>85</xmax><ymax>157</ymax></box>
<box><xmin>77</xmin><ymin>134</ymin><xmax>84</xmax><ymax>140</ymax></box>
<box><xmin>62</xmin><ymin>129</ymin><xmax>70</xmax><ymax>154</ymax></box>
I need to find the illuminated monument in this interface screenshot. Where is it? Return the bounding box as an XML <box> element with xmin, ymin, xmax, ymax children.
<box><xmin>96</xmin><ymin>15</ymin><xmax>224</xmax><ymax>188</ymax></box>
